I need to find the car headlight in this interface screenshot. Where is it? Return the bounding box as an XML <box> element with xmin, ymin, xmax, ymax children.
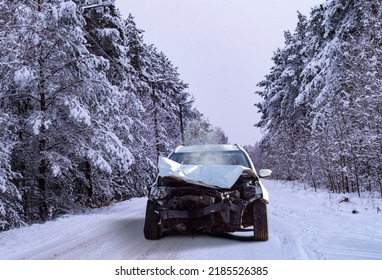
<box><xmin>150</xmin><ymin>186</ymin><xmax>170</xmax><ymax>200</ymax></box>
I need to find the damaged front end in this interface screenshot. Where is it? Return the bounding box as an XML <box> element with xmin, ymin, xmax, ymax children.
<box><xmin>144</xmin><ymin>171</ymin><xmax>266</xmax><ymax>239</ymax></box>
<box><xmin>152</xmin><ymin>177</ymin><xmax>247</xmax><ymax>234</ymax></box>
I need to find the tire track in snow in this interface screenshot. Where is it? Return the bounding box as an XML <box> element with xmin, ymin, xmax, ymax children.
<box><xmin>269</xmin><ymin>213</ymin><xmax>310</xmax><ymax>259</ymax></box>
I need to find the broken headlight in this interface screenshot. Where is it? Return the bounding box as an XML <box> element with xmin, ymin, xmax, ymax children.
<box><xmin>150</xmin><ymin>185</ymin><xmax>171</xmax><ymax>200</ymax></box>
<box><xmin>242</xmin><ymin>182</ymin><xmax>263</xmax><ymax>199</ymax></box>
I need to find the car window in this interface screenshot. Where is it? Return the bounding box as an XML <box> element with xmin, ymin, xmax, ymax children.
<box><xmin>169</xmin><ymin>151</ymin><xmax>251</xmax><ymax>168</ymax></box>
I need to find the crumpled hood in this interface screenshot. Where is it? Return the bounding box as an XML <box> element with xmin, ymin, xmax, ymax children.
<box><xmin>158</xmin><ymin>156</ymin><xmax>257</xmax><ymax>189</ymax></box>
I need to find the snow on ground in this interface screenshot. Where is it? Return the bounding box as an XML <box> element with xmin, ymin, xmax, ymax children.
<box><xmin>0</xmin><ymin>180</ymin><xmax>381</xmax><ymax>260</ymax></box>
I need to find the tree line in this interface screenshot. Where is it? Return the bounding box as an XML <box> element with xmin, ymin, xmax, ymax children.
<box><xmin>0</xmin><ymin>0</ymin><xmax>227</xmax><ymax>231</ymax></box>
<box><xmin>256</xmin><ymin>0</ymin><xmax>382</xmax><ymax>198</ymax></box>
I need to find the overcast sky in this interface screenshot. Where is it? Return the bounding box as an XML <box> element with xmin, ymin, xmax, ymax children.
<box><xmin>115</xmin><ymin>0</ymin><xmax>325</xmax><ymax>146</ymax></box>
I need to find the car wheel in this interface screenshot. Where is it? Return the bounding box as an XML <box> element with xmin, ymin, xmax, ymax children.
<box><xmin>144</xmin><ymin>200</ymin><xmax>163</xmax><ymax>240</ymax></box>
<box><xmin>253</xmin><ymin>200</ymin><xmax>268</xmax><ymax>241</ymax></box>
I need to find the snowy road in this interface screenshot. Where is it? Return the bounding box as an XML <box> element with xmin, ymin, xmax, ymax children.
<box><xmin>1</xmin><ymin>180</ymin><xmax>382</xmax><ymax>260</ymax></box>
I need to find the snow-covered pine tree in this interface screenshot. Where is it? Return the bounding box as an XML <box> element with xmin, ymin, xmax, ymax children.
<box><xmin>81</xmin><ymin>0</ymin><xmax>152</xmax><ymax>197</ymax></box>
<box><xmin>1</xmin><ymin>0</ymin><xmax>134</xmax><ymax>221</ymax></box>
<box><xmin>183</xmin><ymin>115</ymin><xmax>229</xmax><ymax>145</ymax></box>
<box><xmin>148</xmin><ymin>47</ymin><xmax>191</xmax><ymax>154</ymax></box>
<box><xmin>0</xmin><ymin>0</ymin><xmax>25</xmax><ymax>230</ymax></box>
<box><xmin>123</xmin><ymin>13</ymin><xmax>158</xmax><ymax>161</ymax></box>
<box><xmin>307</xmin><ymin>0</ymin><xmax>382</xmax><ymax>195</ymax></box>
<box><xmin>0</xmin><ymin>0</ymin><xmax>228</xmax><ymax>231</ymax></box>
<box><xmin>0</xmin><ymin>114</ymin><xmax>24</xmax><ymax>230</ymax></box>
<box><xmin>124</xmin><ymin>14</ymin><xmax>194</xmax><ymax>156</ymax></box>
<box><xmin>256</xmin><ymin>0</ymin><xmax>382</xmax><ymax>197</ymax></box>
<box><xmin>256</xmin><ymin>13</ymin><xmax>311</xmax><ymax>181</ymax></box>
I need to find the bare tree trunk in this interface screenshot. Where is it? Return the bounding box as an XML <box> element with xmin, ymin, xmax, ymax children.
<box><xmin>84</xmin><ymin>160</ymin><xmax>93</xmax><ymax>204</ymax></box>
<box><xmin>179</xmin><ymin>104</ymin><xmax>184</xmax><ymax>145</ymax></box>
<box><xmin>151</xmin><ymin>83</ymin><xmax>160</xmax><ymax>159</ymax></box>
<box><xmin>38</xmin><ymin>34</ymin><xmax>48</xmax><ymax>220</ymax></box>
<box><xmin>37</xmin><ymin>0</ymin><xmax>42</xmax><ymax>12</ymax></box>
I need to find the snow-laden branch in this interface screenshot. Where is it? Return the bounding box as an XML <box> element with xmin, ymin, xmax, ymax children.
<box><xmin>80</xmin><ymin>2</ymin><xmax>114</xmax><ymax>10</ymax></box>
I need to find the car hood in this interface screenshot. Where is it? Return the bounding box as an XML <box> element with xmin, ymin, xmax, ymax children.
<box><xmin>158</xmin><ymin>156</ymin><xmax>257</xmax><ymax>189</ymax></box>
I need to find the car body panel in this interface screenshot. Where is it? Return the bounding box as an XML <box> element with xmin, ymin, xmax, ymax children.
<box><xmin>156</xmin><ymin>156</ymin><xmax>269</xmax><ymax>201</ymax></box>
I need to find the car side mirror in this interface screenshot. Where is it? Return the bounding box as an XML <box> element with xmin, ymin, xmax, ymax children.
<box><xmin>259</xmin><ymin>169</ymin><xmax>272</xmax><ymax>178</ymax></box>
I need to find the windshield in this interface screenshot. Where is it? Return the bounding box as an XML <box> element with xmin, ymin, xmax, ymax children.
<box><xmin>169</xmin><ymin>151</ymin><xmax>251</xmax><ymax>168</ymax></box>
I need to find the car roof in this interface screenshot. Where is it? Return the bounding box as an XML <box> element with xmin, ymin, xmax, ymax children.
<box><xmin>173</xmin><ymin>144</ymin><xmax>242</xmax><ymax>153</ymax></box>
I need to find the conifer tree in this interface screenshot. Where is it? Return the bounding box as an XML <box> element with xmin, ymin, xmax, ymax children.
<box><xmin>256</xmin><ymin>0</ymin><xmax>382</xmax><ymax>197</ymax></box>
<box><xmin>0</xmin><ymin>0</ymin><xmax>226</xmax><ymax>231</ymax></box>
<box><xmin>1</xmin><ymin>0</ymin><xmax>134</xmax><ymax>220</ymax></box>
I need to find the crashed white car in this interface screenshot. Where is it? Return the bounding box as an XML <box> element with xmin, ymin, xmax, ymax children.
<box><xmin>143</xmin><ymin>144</ymin><xmax>271</xmax><ymax>240</ymax></box>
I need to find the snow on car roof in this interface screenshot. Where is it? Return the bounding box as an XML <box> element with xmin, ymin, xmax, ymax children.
<box><xmin>173</xmin><ymin>144</ymin><xmax>241</xmax><ymax>153</ymax></box>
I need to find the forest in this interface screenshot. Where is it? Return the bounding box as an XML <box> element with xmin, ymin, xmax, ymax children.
<box><xmin>2</xmin><ymin>0</ymin><xmax>382</xmax><ymax>233</ymax></box>
<box><xmin>256</xmin><ymin>0</ymin><xmax>382</xmax><ymax>198</ymax></box>
<box><xmin>0</xmin><ymin>0</ymin><xmax>227</xmax><ymax>231</ymax></box>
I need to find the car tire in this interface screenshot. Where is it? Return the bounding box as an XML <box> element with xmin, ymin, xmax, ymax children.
<box><xmin>144</xmin><ymin>200</ymin><xmax>163</xmax><ymax>240</ymax></box>
<box><xmin>253</xmin><ymin>200</ymin><xmax>268</xmax><ymax>241</ymax></box>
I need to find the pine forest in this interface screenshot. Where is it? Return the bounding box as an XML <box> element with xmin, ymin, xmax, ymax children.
<box><xmin>2</xmin><ymin>0</ymin><xmax>382</xmax><ymax>232</ymax></box>
<box><xmin>256</xmin><ymin>0</ymin><xmax>382</xmax><ymax>198</ymax></box>
<box><xmin>0</xmin><ymin>0</ymin><xmax>227</xmax><ymax>231</ymax></box>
